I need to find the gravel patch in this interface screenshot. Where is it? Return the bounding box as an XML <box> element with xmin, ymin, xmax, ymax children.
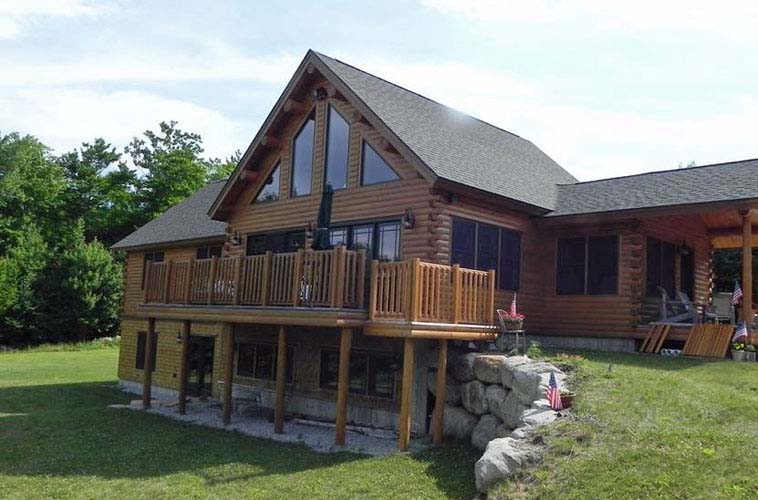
<box><xmin>110</xmin><ymin>401</ymin><xmax>429</xmax><ymax>456</ymax></box>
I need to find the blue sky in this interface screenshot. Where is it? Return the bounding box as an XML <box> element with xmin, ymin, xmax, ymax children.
<box><xmin>1</xmin><ymin>0</ymin><xmax>757</xmax><ymax>181</ymax></box>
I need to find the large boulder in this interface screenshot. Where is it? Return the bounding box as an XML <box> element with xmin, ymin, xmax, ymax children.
<box><xmin>471</xmin><ymin>414</ymin><xmax>502</xmax><ymax>450</ymax></box>
<box><xmin>474</xmin><ymin>437</ymin><xmax>542</xmax><ymax>492</ymax></box>
<box><xmin>461</xmin><ymin>380</ymin><xmax>489</xmax><ymax>415</ymax></box>
<box><xmin>441</xmin><ymin>405</ymin><xmax>478</xmax><ymax>439</ymax></box>
<box><xmin>427</xmin><ymin>372</ymin><xmax>462</xmax><ymax>406</ymax></box>
<box><xmin>512</xmin><ymin>362</ymin><xmax>564</xmax><ymax>405</ymax></box>
<box><xmin>450</xmin><ymin>352</ymin><xmax>478</xmax><ymax>382</ymax></box>
<box><xmin>501</xmin><ymin>390</ymin><xmax>530</xmax><ymax>428</ymax></box>
<box><xmin>520</xmin><ymin>408</ymin><xmax>558</xmax><ymax>428</ymax></box>
<box><xmin>473</xmin><ymin>354</ymin><xmax>508</xmax><ymax>384</ymax></box>
<box><xmin>485</xmin><ymin>384</ymin><xmax>510</xmax><ymax>422</ymax></box>
<box><xmin>500</xmin><ymin>356</ymin><xmax>531</xmax><ymax>388</ymax></box>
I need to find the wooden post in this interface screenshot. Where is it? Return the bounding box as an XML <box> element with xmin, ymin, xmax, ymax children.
<box><xmin>144</xmin><ymin>260</ymin><xmax>152</xmax><ymax>302</ymax></box>
<box><xmin>331</xmin><ymin>246</ymin><xmax>346</xmax><ymax>308</ymax></box>
<box><xmin>410</xmin><ymin>258</ymin><xmax>422</xmax><ymax>322</ymax></box>
<box><xmin>233</xmin><ymin>255</ymin><xmax>244</xmax><ymax>305</ymax></box>
<box><xmin>452</xmin><ymin>264</ymin><xmax>461</xmax><ymax>324</ymax></box>
<box><xmin>742</xmin><ymin>210</ymin><xmax>753</xmax><ymax>326</ymax></box>
<box><xmin>334</xmin><ymin>328</ymin><xmax>353</xmax><ymax>445</ymax></box>
<box><xmin>292</xmin><ymin>249</ymin><xmax>304</xmax><ymax>306</ymax></box>
<box><xmin>178</xmin><ymin>320</ymin><xmax>190</xmax><ymax>415</ymax></box>
<box><xmin>433</xmin><ymin>339</ymin><xmax>448</xmax><ymax>444</ymax></box>
<box><xmin>142</xmin><ymin>318</ymin><xmax>156</xmax><ymax>408</ymax></box>
<box><xmin>356</xmin><ymin>250</ymin><xmax>367</xmax><ymax>309</ymax></box>
<box><xmin>162</xmin><ymin>260</ymin><xmax>172</xmax><ymax>303</ymax></box>
<box><xmin>274</xmin><ymin>326</ymin><xmax>288</xmax><ymax>433</ymax></box>
<box><xmin>222</xmin><ymin>323</ymin><xmax>234</xmax><ymax>425</ymax></box>
<box><xmin>488</xmin><ymin>269</ymin><xmax>496</xmax><ymax>325</ymax></box>
<box><xmin>208</xmin><ymin>256</ymin><xmax>218</xmax><ymax>305</ymax></box>
<box><xmin>261</xmin><ymin>251</ymin><xmax>272</xmax><ymax>306</ymax></box>
<box><xmin>368</xmin><ymin>260</ymin><xmax>379</xmax><ymax>320</ymax></box>
<box><xmin>398</xmin><ymin>337</ymin><xmax>415</xmax><ymax>451</ymax></box>
<box><xmin>184</xmin><ymin>258</ymin><xmax>195</xmax><ymax>304</ymax></box>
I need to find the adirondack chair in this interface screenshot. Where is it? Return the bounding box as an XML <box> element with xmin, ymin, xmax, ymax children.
<box><xmin>658</xmin><ymin>287</ymin><xmax>699</xmax><ymax>323</ymax></box>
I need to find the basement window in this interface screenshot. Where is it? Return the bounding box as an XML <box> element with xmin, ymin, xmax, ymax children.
<box><xmin>135</xmin><ymin>331</ymin><xmax>158</xmax><ymax>371</ymax></box>
<box><xmin>319</xmin><ymin>349</ymin><xmax>398</xmax><ymax>399</ymax></box>
<box><xmin>235</xmin><ymin>341</ymin><xmax>295</xmax><ymax>383</ymax></box>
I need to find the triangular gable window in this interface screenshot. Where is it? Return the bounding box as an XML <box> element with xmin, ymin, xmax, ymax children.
<box><xmin>254</xmin><ymin>161</ymin><xmax>281</xmax><ymax>203</ymax></box>
<box><xmin>361</xmin><ymin>141</ymin><xmax>399</xmax><ymax>186</ymax></box>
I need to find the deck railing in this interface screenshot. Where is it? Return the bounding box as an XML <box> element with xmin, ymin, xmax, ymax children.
<box><xmin>144</xmin><ymin>246</ymin><xmax>366</xmax><ymax>309</ymax></box>
<box><xmin>369</xmin><ymin>258</ymin><xmax>496</xmax><ymax>325</ymax></box>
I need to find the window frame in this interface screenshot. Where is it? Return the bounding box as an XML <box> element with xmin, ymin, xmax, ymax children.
<box><xmin>234</xmin><ymin>339</ymin><xmax>296</xmax><ymax>384</ymax></box>
<box><xmin>555</xmin><ymin>234</ymin><xmax>620</xmax><ymax>296</ymax></box>
<box><xmin>328</xmin><ymin>218</ymin><xmax>403</xmax><ymax>261</ymax></box>
<box><xmin>196</xmin><ymin>246</ymin><xmax>222</xmax><ymax>260</ymax></box>
<box><xmin>323</xmin><ymin>104</ymin><xmax>351</xmax><ymax>192</ymax></box>
<box><xmin>244</xmin><ymin>229</ymin><xmax>306</xmax><ymax>256</ymax></box>
<box><xmin>289</xmin><ymin>110</ymin><xmax>316</xmax><ymax>198</ymax></box>
<box><xmin>318</xmin><ymin>347</ymin><xmax>399</xmax><ymax>400</ymax></box>
<box><xmin>449</xmin><ymin>217</ymin><xmax>522</xmax><ymax>291</ymax></box>
<box><xmin>141</xmin><ymin>251</ymin><xmax>165</xmax><ymax>289</ymax></box>
<box><xmin>359</xmin><ymin>139</ymin><xmax>401</xmax><ymax>187</ymax></box>
<box><xmin>252</xmin><ymin>159</ymin><xmax>282</xmax><ymax>204</ymax></box>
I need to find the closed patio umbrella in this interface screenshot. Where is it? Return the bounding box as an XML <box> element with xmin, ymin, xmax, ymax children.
<box><xmin>312</xmin><ymin>184</ymin><xmax>334</xmax><ymax>250</ymax></box>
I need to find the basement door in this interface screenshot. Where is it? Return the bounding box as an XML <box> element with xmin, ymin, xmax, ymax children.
<box><xmin>187</xmin><ymin>336</ymin><xmax>215</xmax><ymax>398</ymax></box>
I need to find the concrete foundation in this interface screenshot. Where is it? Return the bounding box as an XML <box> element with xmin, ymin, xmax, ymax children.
<box><xmin>524</xmin><ymin>334</ymin><xmax>636</xmax><ymax>353</ymax></box>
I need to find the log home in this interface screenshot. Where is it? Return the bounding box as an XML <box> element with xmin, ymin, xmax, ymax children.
<box><xmin>112</xmin><ymin>50</ymin><xmax>758</xmax><ymax>450</ymax></box>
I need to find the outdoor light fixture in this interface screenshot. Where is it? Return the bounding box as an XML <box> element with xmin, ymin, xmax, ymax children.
<box><xmin>231</xmin><ymin>231</ymin><xmax>241</xmax><ymax>246</ymax></box>
<box><xmin>402</xmin><ymin>207</ymin><xmax>416</xmax><ymax>229</ymax></box>
<box><xmin>310</xmin><ymin>87</ymin><xmax>328</xmax><ymax>101</ymax></box>
<box><xmin>176</xmin><ymin>332</ymin><xmax>182</xmax><ymax>344</ymax></box>
<box><xmin>306</xmin><ymin>220</ymin><xmax>316</xmax><ymax>239</ymax></box>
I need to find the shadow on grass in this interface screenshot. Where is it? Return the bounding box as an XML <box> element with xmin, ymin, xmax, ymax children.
<box><xmin>546</xmin><ymin>348</ymin><xmax>715</xmax><ymax>372</ymax></box>
<box><xmin>0</xmin><ymin>381</ymin><xmax>477</xmax><ymax>497</ymax></box>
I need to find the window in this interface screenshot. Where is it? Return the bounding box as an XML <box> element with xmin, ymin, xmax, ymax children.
<box><xmin>196</xmin><ymin>246</ymin><xmax>222</xmax><ymax>260</ymax></box>
<box><xmin>324</xmin><ymin>106</ymin><xmax>349</xmax><ymax>190</ymax></box>
<box><xmin>557</xmin><ymin>235</ymin><xmax>618</xmax><ymax>295</ymax></box>
<box><xmin>319</xmin><ymin>349</ymin><xmax>398</xmax><ymax>399</ymax></box>
<box><xmin>360</xmin><ymin>141</ymin><xmax>399</xmax><ymax>186</ymax></box>
<box><xmin>254</xmin><ymin>161</ymin><xmax>281</xmax><ymax>203</ymax></box>
<box><xmin>291</xmin><ymin>114</ymin><xmax>315</xmax><ymax>197</ymax></box>
<box><xmin>328</xmin><ymin>220</ymin><xmax>402</xmax><ymax>261</ymax></box>
<box><xmin>245</xmin><ymin>231</ymin><xmax>306</xmax><ymax>256</ymax></box>
<box><xmin>236</xmin><ymin>341</ymin><xmax>295</xmax><ymax>383</ymax></box>
<box><xmin>451</xmin><ymin>217</ymin><xmax>521</xmax><ymax>290</ymax></box>
<box><xmin>141</xmin><ymin>251</ymin><xmax>164</xmax><ymax>289</ymax></box>
<box><xmin>135</xmin><ymin>331</ymin><xmax>158</xmax><ymax>371</ymax></box>
<box><xmin>646</xmin><ymin>237</ymin><xmax>677</xmax><ymax>297</ymax></box>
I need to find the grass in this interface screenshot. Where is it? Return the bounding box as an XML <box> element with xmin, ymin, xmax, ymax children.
<box><xmin>492</xmin><ymin>351</ymin><xmax>758</xmax><ymax>499</ymax></box>
<box><xmin>0</xmin><ymin>345</ymin><xmax>478</xmax><ymax>500</ymax></box>
<box><xmin>2</xmin><ymin>345</ymin><xmax>757</xmax><ymax>499</ymax></box>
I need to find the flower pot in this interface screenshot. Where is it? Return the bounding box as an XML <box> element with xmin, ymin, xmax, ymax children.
<box><xmin>560</xmin><ymin>393</ymin><xmax>575</xmax><ymax>409</ymax></box>
<box><xmin>747</xmin><ymin>351</ymin><xmax>757</xmax><ymax>362</ymax></box>
<box><xmin>503</xmin><ymin>319</ymin><xmax>523</xmax><ymax>331</ymax></box>
<box><xmin>732</xmin><ymin>350</ymin><xmax>747</xmax><ymax>362</ymax></box>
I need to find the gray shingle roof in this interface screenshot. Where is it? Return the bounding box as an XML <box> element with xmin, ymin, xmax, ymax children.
<box><xmin>550</xmin><ymin>159</ymin><xmax>758</xmax><ymax>217</ymax></box>
<box><xmin>111</xmin><ymin>181</ymin><xmax>227</xmax><ymax>250</ymax></box>
<box><xmin>314</xmin><ymin>52</ymin><xmax>578</xmax><ymax>211</ymax></box>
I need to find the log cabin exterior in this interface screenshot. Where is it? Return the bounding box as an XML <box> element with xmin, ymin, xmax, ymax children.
<box><xmin>112</xmin><ymin>50</ymin><xmax>758</xmax><ymax>450</ymax></box>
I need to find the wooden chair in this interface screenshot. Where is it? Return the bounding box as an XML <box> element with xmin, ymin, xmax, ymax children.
<box><xmin>658</xmin><ymin>287</ymin><xmax>698</xmax><ymax>324</ymax></box>
<box><xmin>707</xmin><ymin>292</ymin><xmax>735</xmax><ymax>324</ymax></box>
<box><xmin>496</xmin><ymin>309</ymin><xmax>525</xmax><ymax>354</ymax></box>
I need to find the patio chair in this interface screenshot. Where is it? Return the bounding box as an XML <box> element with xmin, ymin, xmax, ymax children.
<box><xmin>658</xmin><ymin>287</ymin><xmax>698</xmax><ymax>323</ymax></box>
<box><xmin>496</xmin><ymin>308</ymin><xmax>525</xmax><ymax>354</ymax></box>
<box><xmin>707</xmin><ymin>292</ymin><xmax>735</xmax><ymax>324</ymax></box>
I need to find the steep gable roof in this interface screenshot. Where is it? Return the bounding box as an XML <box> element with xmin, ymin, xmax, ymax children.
<box><xmin>111</xmin><ymin>181</ymin><xmax>227</xmax><ymax>250</ymax></box>
<box><xmin>550</xmin><ymin>158</ymin><xmax>758</xmax><ymax>217</ymax></box>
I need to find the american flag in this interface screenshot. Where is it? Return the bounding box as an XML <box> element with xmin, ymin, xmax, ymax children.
<box><xmin>732</xmin><ymin>281</ymin><xmax>744</xmax><ymax>306</ymax></box>
<box><xmin>733</xmin><ymin>321</ymin><xmax>749</xmax><ymax>342</ymax></box>
<box><xmin>510</xmin><ymin>293</ymin><xmax>518</xmax><ymax>316</ymax></box>
<box><xmin>546</xmin><ymin>372</ymin><xmax>563</xmax><ymax>411</ymax></box>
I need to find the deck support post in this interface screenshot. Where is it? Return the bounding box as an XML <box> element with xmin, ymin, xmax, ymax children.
<box><xmin>222</xmin><ymin>323</ymin><xmax>234</xmax><ymax>425</ymax></box>
<box><xmin>142</xmin><ymin>317</ymin><xmax>156</xmax><ymax>408</ymax></box>
<box><xmin>741</xmin><ymin>210</ymin><xmax>753</xmax><ymax>326</ymax></box>
<box><xmin>335</xmin><ymin>328</ymin><xmax>353</xmax><ymax>446</ymax></box>
<box><xmin>399</xmin><ymin>338</ymin><xmax>415</xmax><ymax>451</ymax></box>
<box><xmin>274</xmin><ymin>326</ymin><xmax>288</xmax><ymax>434</ymax></box>
<box><xmin>432</xmin><ymin>339</ymin><xmax>448</xmax><ymax>445</ymax></box>
<box><xmin>178</xmin><ymin>320</ymin><xmax>190</xmax><ymax>415</ymax></box>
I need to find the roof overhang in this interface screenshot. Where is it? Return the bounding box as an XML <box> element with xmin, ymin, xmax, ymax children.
<box><xmin>110</xmin><ymin>235</ymin><xmax>226</xmax><ymax>253</ymax></box>
<box><xmin>433</xmin><ymin>178</ymin><xmax>551</xmax><ymax>216</ymax></box>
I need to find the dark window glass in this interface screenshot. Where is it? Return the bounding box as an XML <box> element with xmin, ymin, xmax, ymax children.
<box><xmin>329</xmin><ymin>227</ymin><xmax>348</xmax><ymax>247</ymax></box>
<box><xmin>135</xmin><ymin>331</ymin><xmax>157</xmax><ymax>371</ymax></box>
<box><xmin>254</xmin><ymin>343</ymin><xmax>275</xmax><ymax>380</ymax></box>
<box><xmin>557</xmin><ymin>237</ymin><xmax>586</xmax><ymax>295</ymax></box>
<box><xmin>142</xmin><ymin>251</ymin><xmax>165</xmax><ymax>289</ymax></box>
<box><xmin>196</xmin><ymin>246</ymin><xmax>222</xmax><ymax>260</ymax></box>
<box><xmin>451</xmin><ymin>218</ymin><xmax>476</xmax><ymax>269</ymax></box>
<box><xmin>681</xmin><ymin>247</ymin><xmax>695</xmax><ymax>299</ymax></box>
<box><xmin>499</xmin><ymin>229</ymin><xmax>521</xmax><ymax>290</ymax></box>
<box><xmin>319</xmin><ymin>349</ymin><xmax>397</xmax><ymax>399</ymax></box>
<box><xmin>377</xmin><ymin>222</ymin><xmax>401</xmax><ymax>261</ymax></box>
<box><xmin>324</xmin><ymin>106</ymin><xmax>349</xmax><ymax>190</ymax></box>
<box><xmin>352</xmin><ymin>225</ymin><xmax>374</xmax><ymax>255</ymax></box>
<box><xmin>237</xmin><ymin>343</ymin><xmax>255</xmax><ymax>377</ymax></box>
<box><xmin>587</xmin><ymin>236</ymin><xmax>618</xmax><ymax>294</ymax></box>
<box><xmin>646</xmin><ymin>237</ymin><xmax>677</xmax><ymax>297</ymax></box>
<box><xmin>348</xmin><ymin>353</ymin><xmax>368</xmax><ymax>394</ymax></box>
<box><xmin>361</xmin><ymin>141</ymin><xmax>399</xmax><ymax>185</ymax></box>
<box><xmin>661</xmin><ymin>241</ymin><xmax>676</xmax><ymax>297</ymax></box>
<box><xmin>476</xmin><ymin>224</ymin><xmax>499</xmax><ymax>272</ymax></box>
<box><xmin>254</xmin><ymin>161</ymin><xmax>281</xmax><ymax>203</ymax></box>
<box><xmin>368</xmin><ymin>353</ymin><xmax>396</xmax><ymax>398</ymax></box>
<box><xmin>236</xmin><ymin>342</ymin><xmax>294</xmax><ymax>383</ymax></box>
<box><xmin>245</xmin><ymin>231</ymin><xmax>305</xmax><ymax>256</ymax></box>
<box><xmin>291</xmin><ymin>115</ymin><xmax>315</xmax><ymax>197</ymax></box>
<box><xmin>319</xmin><ymin>350</ymin><xmax>339</xmax><ymax>391</ymax></box>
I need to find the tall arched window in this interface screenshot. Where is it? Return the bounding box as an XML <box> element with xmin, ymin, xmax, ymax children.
<box><xmin>324</xmin><ymin>105</ymin><xmax>349</xmax><ymax>190</ymax></box>
<box><xmin>291</xmin><ymin>113</ymin><xmax>315</xmax><ymax>197</ymax></box>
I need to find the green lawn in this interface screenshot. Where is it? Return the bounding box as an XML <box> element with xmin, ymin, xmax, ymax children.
<box><xmin>0</xmin><ymin>347</ymin><xmax>477</xmax><ymax>500</ymax></box>
<box><xmin>1</xmin><ymin>347</ymin><xmax>757</xmax><ymax>499</ymax></box>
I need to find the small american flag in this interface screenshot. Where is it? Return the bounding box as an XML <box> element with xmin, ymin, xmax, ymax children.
<box><xmin>546</xmin><ymin>372</ymin><xmax>563</xmax><ymax>411</ymax></box>
<box><xmin>732</xmin><ymin>281</ymin><xmax>744</xmax><ymax>306</ymax></box>
<box><xmin>733</xmin><ymin>322</ymin><xmax>749</xmax><ymax>342</ymax></box>
<box><xmin>510</xmin><ymin>293</ymin><xmax>518</xmax><ymax>316</ymax></box>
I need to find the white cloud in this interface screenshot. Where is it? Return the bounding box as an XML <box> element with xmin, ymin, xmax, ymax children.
<box><xmin>0</xmin><ymin>87</ymin><xmax>252</xmax><ymax>159</ymax></box>
<box><xmin>0</xmin><ymin>0</ymin><xmax>107</xmax><ymax>39</ymax></box>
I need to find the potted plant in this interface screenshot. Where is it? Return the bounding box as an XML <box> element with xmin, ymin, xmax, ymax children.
<box><xmin>731</xmin><ymin>342</ymin><xmax>747</xmax><ymax>362</ymax></box>
<box><xmin>746</xmin><ymin>344</ymin><xmax>757</xmax><ymax>362</ymax></box>
<box><xmin>560</xmin><ymin>388</ymin><xmax>576</xmax><ymax>409</ymax></box>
